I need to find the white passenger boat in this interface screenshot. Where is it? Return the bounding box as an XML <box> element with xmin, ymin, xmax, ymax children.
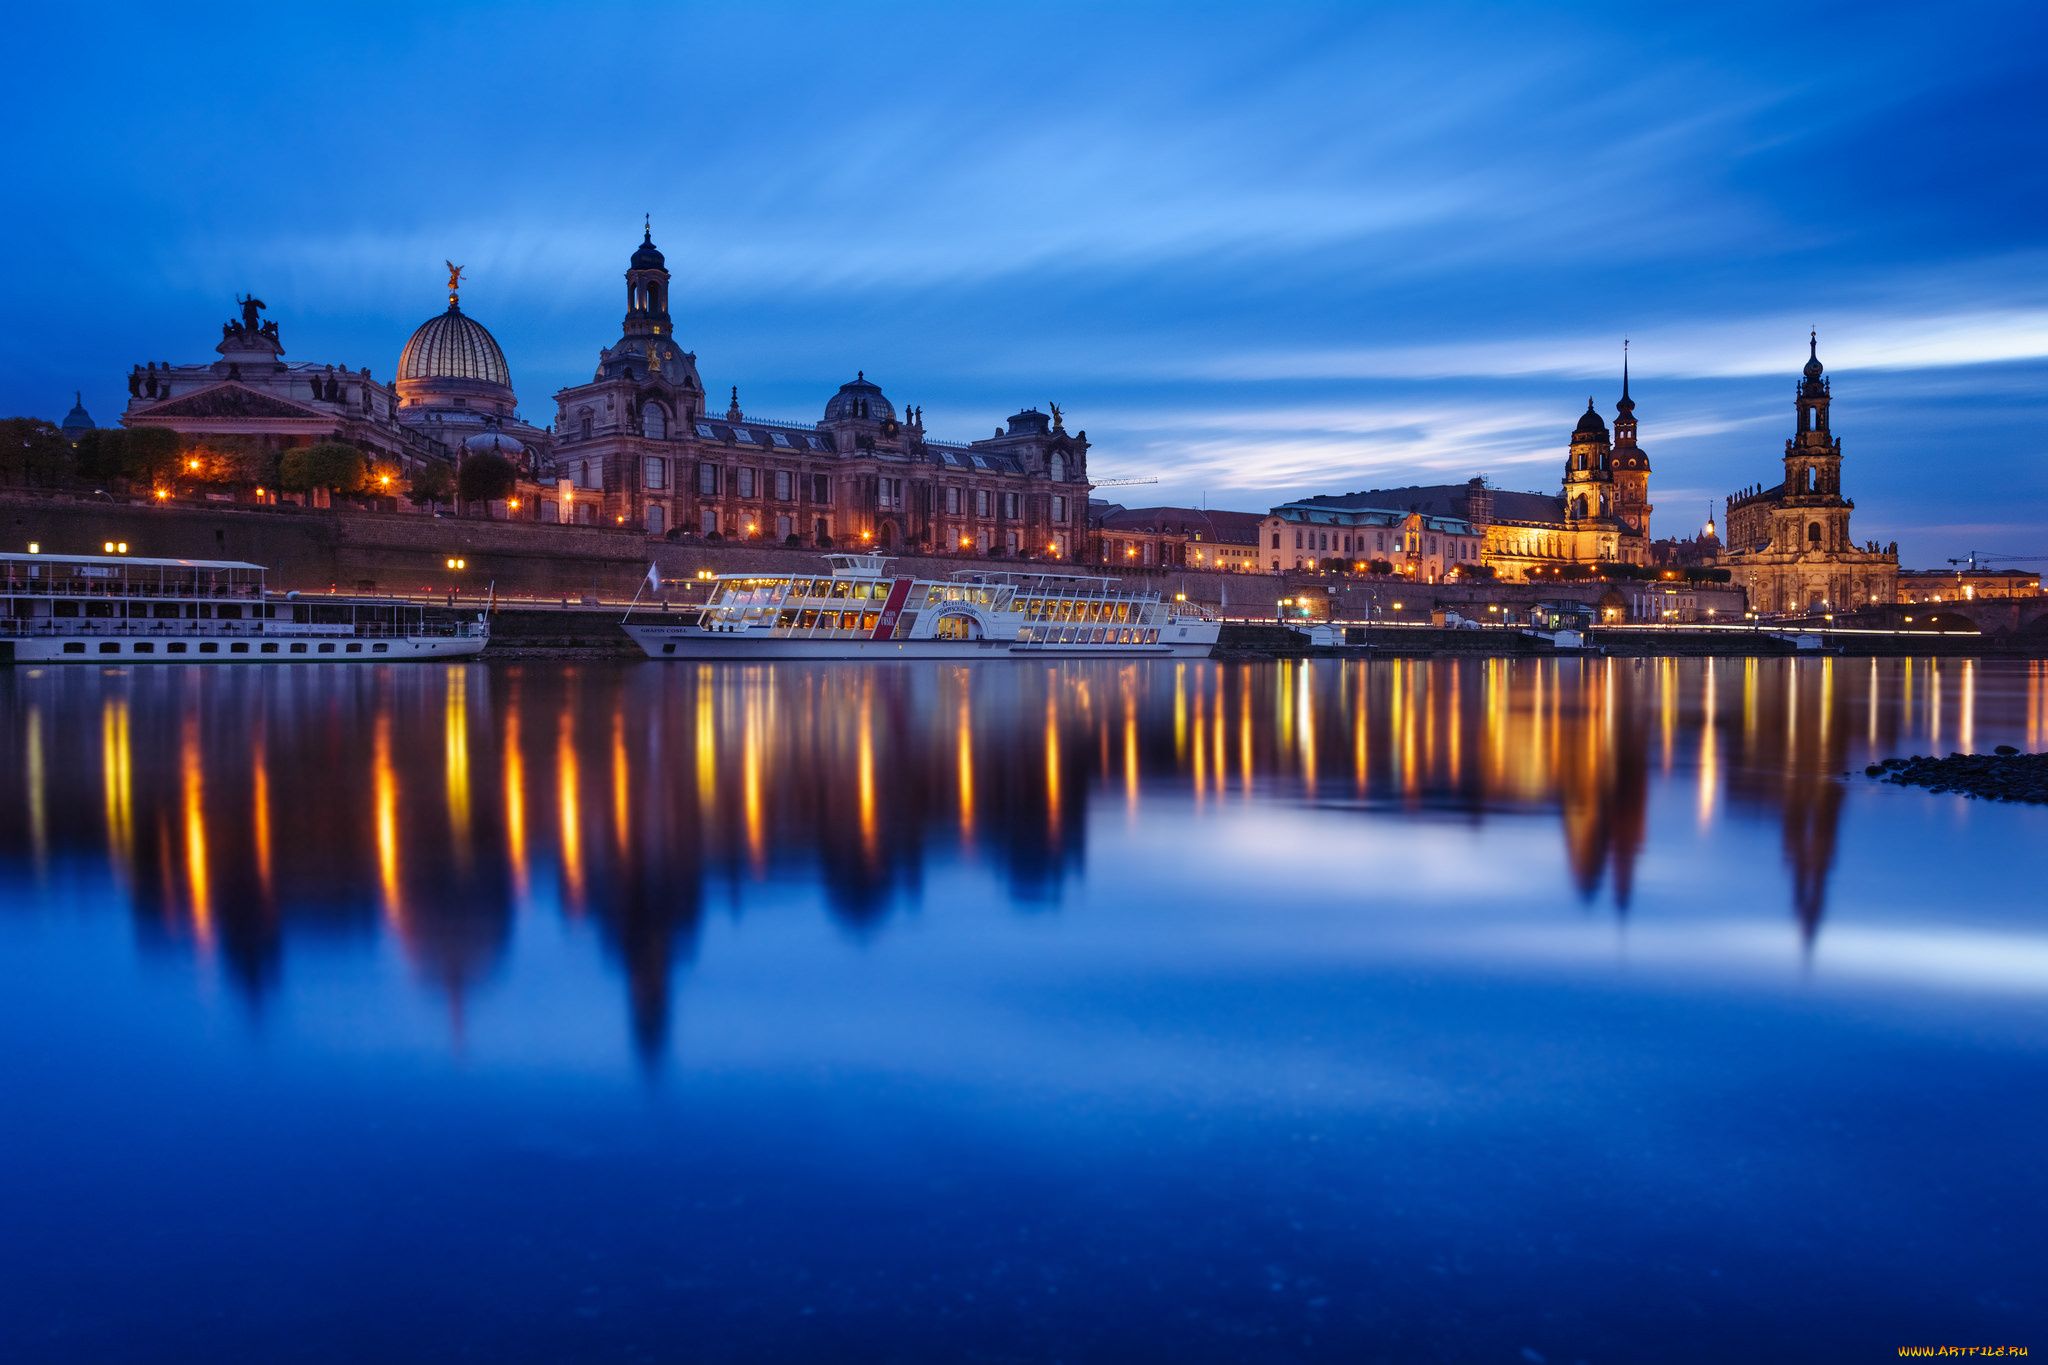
<box><xmin>0</xmin><ymin>551</ymin><xmax>488</xmax><ymax>663</ymax></box>
<box><xmin>624</xmin><ymin>554</ymin><xmax>1220</xmax><ymax>660</ymax></box>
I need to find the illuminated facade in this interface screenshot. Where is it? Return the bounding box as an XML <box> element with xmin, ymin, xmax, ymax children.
<box><xmin>1093</xmin><ymin>505</ymin><xmax>1265</xmax><ymax>569</ymax></box>
<box><xmin>119</xmin><ymin>297</ymin><xmax>451</xmax><ymax>476</ymax></box>
<box><xmin>545</xmin><ymin>228</ymin><xmax>1091</xmax><ymax>552</ymax></box>
<box><xmin>1721</xmin><ymin>337</ymin><xmax>1898</xmax><ymax>614</ymax></box>
<box><xmin>1268</xmin><ymin>369</ymin><xmax>1654</xmax><ymax>580</ymax></box>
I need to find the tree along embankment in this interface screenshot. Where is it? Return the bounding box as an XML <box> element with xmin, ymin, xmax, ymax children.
<box><xmin>1863</xmin><ymin>749</ymin><xmax>2048</xmax><ymax>804</ymax></box>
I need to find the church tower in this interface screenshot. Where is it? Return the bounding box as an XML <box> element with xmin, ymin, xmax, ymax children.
<box><xmin>1718</xmin><ymin>334</ymin><xmax>1897</xmax><ymax>614</ymax></box>
<box><xmin>1609</xmin><ymin>349</ymin><xmax>1653</xmax><ymax>561</ymax></box>
<box><xmin>1562</xmin><ymin>399</ymin><xmax>1615</xmax><ymax>525</ymax></box>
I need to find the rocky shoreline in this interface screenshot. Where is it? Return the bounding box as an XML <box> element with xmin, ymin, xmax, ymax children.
<box><xmin>1864</xmin><ymin>748</ymin><xmax>2048</xmax><ymax>803</ymax></box>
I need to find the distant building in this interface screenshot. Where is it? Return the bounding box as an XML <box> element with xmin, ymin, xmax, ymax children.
<box><xmin>59</xmin><ymin>392</ymin><xmax>94</xmax><ymax>445</ymax></box>
<box><xmin>119</xmin><ymin>293</ymin><xmax>457</xmax><ymax>478</ymax></box>
<box><xmin>1721</xmin><ymin>337</ymin><xmax>1898</xmax><ymax>613</ymax></box>
<box><xmin>1266</xmin><ymin>365</ymin><xmax>1656</xmax><ymax>580</ymax></box>
<box><xmin>548</xmin><ymin>227</ymin><xmax>1089</xmax><ymax>552</ymax></box>
<box><xmin>1260</xmin><ymin>499</ymin><xmax>1483</xmax><ymax>582</ymax></box>
<box><xmin>1896</xmin><ymin>569</ymin><xmax>2039</xmax><ymax>603</ymax></box>
<box><xmin>1092</xmin><ymin>504</ymin><xmax>1264</xmax><ymax>569</ymax></box>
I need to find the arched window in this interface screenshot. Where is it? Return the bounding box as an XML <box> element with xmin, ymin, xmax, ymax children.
<box><xmin>1049</xmin><ymin>452</ymin><xmax>1065</xmax><ymax>482</ymax></box>
<box><xmin>1807</xmin><ymin>522</ymin><xmax>1822</xmax><ymax>544</ymax></box>
<box><xmin>579</xmin><ymin>413</ymin><xmax>592</xmax><ymax>440</ymax></box>
<box><xmin>642</xmin><ymin>404</ymin><xmax>666</xmax><ymax>439</ymax></box>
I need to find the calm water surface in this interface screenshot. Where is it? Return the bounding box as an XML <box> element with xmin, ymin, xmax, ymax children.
<box><xmin>2</xmin><ymin>658</ymin><xmax>2045</xmax><ymax>1363</ymax></box>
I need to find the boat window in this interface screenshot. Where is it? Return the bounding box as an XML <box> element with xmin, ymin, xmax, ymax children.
<box><xmin>788</xmin><ymin>580</ymin><xmax>810</xmax><ymax>598</ymax></box>
<box><xmin>167</xmin><ymin>642</ymin><xmax>186</xmax><ymax>654</ymax></box>
<box><xmin>861</xmin><ymin>612</ymin><xmax>880</xmax><ymax>633</ymax></box>
<box><xmin>63</xmin><ymin>642</ymin><xmax>84</xmax><ymax>653</ymax></box>
<box><xmin>830</xmin><ymin>580</ymin><xmax>851</xmax><ymax>598</ymax></box>
<box><xmin>199</xmin><ymin>643</ymin><xmax>217</xmax><ymax>654</ymax></box>
<box><xmin>817</xmin><ymin>611</ymin><xmax>840</xmax><ymax>631</ymax></box>
<box><xmin>778</xmin><ymin>609</ymin><xmax>799</xmax><ymax>628</ymax></box>
<box><xmin>54</xmin><ymin>601</ymin><xmax>78</xmax><ymax>617</ymax></box>
<box><xmin>346</xmin><ymin>643</ymin><xmax>362</xmax><ymax>653</ymax></box>
<box><xmin>372</xmin><ymin>643</ymin><xmax>388</xmax><ymax>653</ymax></box>
<box><xmin>799</xmin><ymin>610</ymin><xmax>819</xmax><ymax>629</ymax></box>
<box><xmin>232</xmin><ymin>643</ymin><xmax>250</xmax><ymax>654</ymax></box>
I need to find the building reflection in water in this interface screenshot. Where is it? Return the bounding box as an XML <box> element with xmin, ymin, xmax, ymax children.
<box><xmin>1</xmin><ymin>658</ymin><xmax>2044</xmax><ymax>1053</ymax></box>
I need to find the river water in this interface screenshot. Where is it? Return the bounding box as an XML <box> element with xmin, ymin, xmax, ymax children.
<box><xmin>1</xmin><ymin>657</ymin><xmax>2044</xmax><ymax>1362</ymax></box>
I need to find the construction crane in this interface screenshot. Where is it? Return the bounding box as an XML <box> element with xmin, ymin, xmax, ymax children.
<box><xmin>1945</xmin><ymin>551</ymin><xmax>2048</xmax><ymax>572</ymax></box>
<box><xmin>1090</xmin><ymin>476</ymin><xmax>1159</xmax><ymax>489</ymax></box>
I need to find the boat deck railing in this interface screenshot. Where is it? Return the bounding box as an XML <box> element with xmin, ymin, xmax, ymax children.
<box><xmin>0</xmin><ymin>620</ymin><xmax>485</xmax><ymax>640</ymax></box>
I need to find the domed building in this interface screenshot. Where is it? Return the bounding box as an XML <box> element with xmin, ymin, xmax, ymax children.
<box><xmin>392</xmin><ymin>269</ymin><xmax>551</xmax><ymax>477</ymax></box>
<box><xmin>59</xmin><ymin>392</ymin><xmax>95</xmax><ymax>445</ymax></box>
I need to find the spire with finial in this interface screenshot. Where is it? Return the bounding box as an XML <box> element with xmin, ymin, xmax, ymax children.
<box><xmin>1617</xmin><ymin>340</ymin><xmax>1635</xmax><ymax>415</ymax></box>
<box><xmin>727</xmin><ymin>386</ymin><xmax>743</xmax><ymax>421</ymax></box>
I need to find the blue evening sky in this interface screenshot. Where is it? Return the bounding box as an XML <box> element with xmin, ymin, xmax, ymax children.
<box><xmin>4</xmin><ymin>2</ymin><xmax>2042</xmax><ymax>566</ymax></box>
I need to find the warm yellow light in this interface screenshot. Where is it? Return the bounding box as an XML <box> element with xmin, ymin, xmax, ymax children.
<box><xmin>104</xmin><ymin>542</ymin><xmax>114</xmax><ymax>553</ymax></box>
<box><xmin>255</xmin><ymin>487</ymin><xmax>265</xmax><ymax>496</ymax></box>
<box><xmin>508</xmin><ymin>499</ymin><xmax>519</xmax><ymax>509</ymax></box>
<box><xmin>26</xmin><ymin>543</ymin><xmax>37</xmax><ymax>554</ymax></box>
<box><xmin>188</xmin><ymin>460</ymin><xmax>200</xmax><ymax>470</ymax></box>
<box><xmin>155</xmin><ymin>489</ymin><xmax>167</xmax><ymax>500</ymax></box>
<box><xmin>117</xmin><ymin>543</ymin><xmax>128</xmax><ymax>553</ymax></box>
<box><xmin>381</xmin><ymin>476</ymin><xmax>391</xmax><ymax>486</ymax></box>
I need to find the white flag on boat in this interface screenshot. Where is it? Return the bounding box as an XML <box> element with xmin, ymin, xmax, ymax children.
<box><xmin>644</xmin><ymin>562</ymin><xmax>662</xmax><ymax>593</ymax></box>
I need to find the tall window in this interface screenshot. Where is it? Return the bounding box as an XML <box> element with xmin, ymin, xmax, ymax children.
<box><xmin>976</xmin><ymin>489</ymin><xmax>992</xmax><ymax>518</ymax></box>
<box><xmin>812</xmin><ymin>474</ymin><xmax>830</xmax><ymax>504</ymax></box>
<box><xmin>1003</xmin><ymin>491</ymin><xmax>1019</xmax><ymax>518</ymax></box>
<box><xmin>579</xmin><ymin>414</ymin><xmax>592</xmax><ymax>440</ymax></box>
<box><xmin>775</xmin><ymin>470</ymin><xmax>792</xmax><ymax>501</ymax></box>
<box><xmin>947</xmin><ymin>487</ymin><xmax>962</xmax><ymax>515</ymax></box>
<box><xmin>698</xmin><ymin>463</ymin><xmax>717</xmax><ymax>495</ymax></box>
<box><xmin>641</xmin><ymin>405</ymin><xmax>666</xmax><ymax>439</ymax></box>
<box><xmin>1049</xmin><ymin>453</ymin><xmax>1065</xmax><ymax>482</ymax></box>
<box><xmin>643</xmin><ymin>457</ymin><xmax>666</xmax><ymax>489</ymax></box>
<box><xmin>738</xmin><ymin>468</ymin><xmax>756</xmax><ymax>498</ymax></box>
<box><xmin>1052</xmin><ymin>495</ymin><xmax>1066</xmax><ymax>522</ymax></box>
<box><xmin>646</xmin><ymin>505</ymin><xmax>664</xmax><ymax>535</ymax></box>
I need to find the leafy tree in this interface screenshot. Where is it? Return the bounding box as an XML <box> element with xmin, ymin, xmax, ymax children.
<box><xmin>1453</xmin><ymin>562</ymin><xmax>1497</xmax><ymax>580</ymax></box>
<box><xmin>180</xmin><ymin>434</ymin><xmax>273</xmax><ymax>488</ymax></box>
<box><xmin>0</xmin><ymin>417</ymin><xmax>73</xmax><ymax>487</ymax></box>
<box><xmin>279</xmin><ymin>442</ymin><xmax>368</xmax><ymax>495</ymax></box>
<box><xmin>122</xmin><ymin>426</ymin><xmax>183</xmax><ymax>488</ymax></box>
<box><xmin>783</xmin><ymin>533</ymin><xmax>803</xmax><ymax>548</ymax></box>
<box><xmin>1557</xmin><ymin>564</ymin><xmax>1595</xmax><ymax>581</ymax></box>
<box><xmin>406</xmin><ymin>461</ymin><xmax>454</xmax><ymax>505</ymax></box>
<box><xmin>72</xmin><ymin>428</ymin><xmax>126</xmax><ymax>482</ymax></box>
<box><xmin>456</xmin><ymin>451</ymin><xmax>517</xmax><ymax>504</ymax></box>
<box><xmin>1365</xmin><ymin>558</ymin><xmax>1394</xmax><ymax>576</ymax></box>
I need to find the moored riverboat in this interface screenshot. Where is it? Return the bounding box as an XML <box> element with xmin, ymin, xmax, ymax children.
<box><xmin>624</xmin><ymin>554</ymin><xmax>1219</xmax><ymax>660</ymax></box>
<box><xmin>0</xmin><ymin>551</ymin><xmax>488</xmax><ymax>663</ymax></box>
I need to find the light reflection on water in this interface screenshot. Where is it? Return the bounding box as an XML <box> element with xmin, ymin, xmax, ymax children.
<box><xmin>4</xmin><ymin>658</ymin><xmax>2048</xmax><ymax>1048</ymax></box>
<box><xmin>2</xmin><ymin>658</ymin><xmax>2046</xmax><ymax>1361</ymax></box>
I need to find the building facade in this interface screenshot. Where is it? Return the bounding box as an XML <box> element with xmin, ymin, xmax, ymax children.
<box><xmin>119</xmin><ymin>296</ymin><xmax>451</xmax><ymax>478</ymax></box>
<box><xmin>1263</xmin><ymin>372</ymin><xmax>1654</xmax><ymax>581</ymax></box>
<box><xmin>1895</xmin><ymin>569</ymin><xmax>2040</xmax><ymax>603</ymax></box>
<box><xmin>546</xmin><ymin>229</ymin><xmax>1091</xmax><ymax>554</ymax></box>
<box><xmin>1721</xmin><ymin>338</ymin><xmax>1898</xmax><ymax>613</ymax></box>
<box><xmin>117</xmin><ymin>280</ymin><xmax>558</xmax><ymax>490</ymax></box>
<box><xmin>1092</xmin><ymin>505</ymin><xmax>1264</xmax><ymax>570</ymax></box>
<box><xmin>1259</xmin><ymin>500</ymin><xmax>1483</xmax><ymax>581</ymax></box>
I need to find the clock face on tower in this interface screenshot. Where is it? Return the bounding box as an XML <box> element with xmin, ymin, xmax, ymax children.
<box><xmin>880</xmin><ymin>419</ymin><xmax>900</xmax><ymax>439</ymax></box>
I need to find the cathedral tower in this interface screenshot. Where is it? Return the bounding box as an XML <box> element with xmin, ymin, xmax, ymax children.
<box><xmin>1719</xmin><ymin>335</ymin><xmax>1897</xmax><ymax>613</ymax></box>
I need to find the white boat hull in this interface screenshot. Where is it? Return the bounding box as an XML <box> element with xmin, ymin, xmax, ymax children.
<box><xmin>624</xmin><ymin>622</ymin><xmax>1220</xmax><ymax>661</ymax></box>
<box><xmin>1</xmin><ymin>634</ymin><xmax>488</xmax><ymax>664</ymax></box>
